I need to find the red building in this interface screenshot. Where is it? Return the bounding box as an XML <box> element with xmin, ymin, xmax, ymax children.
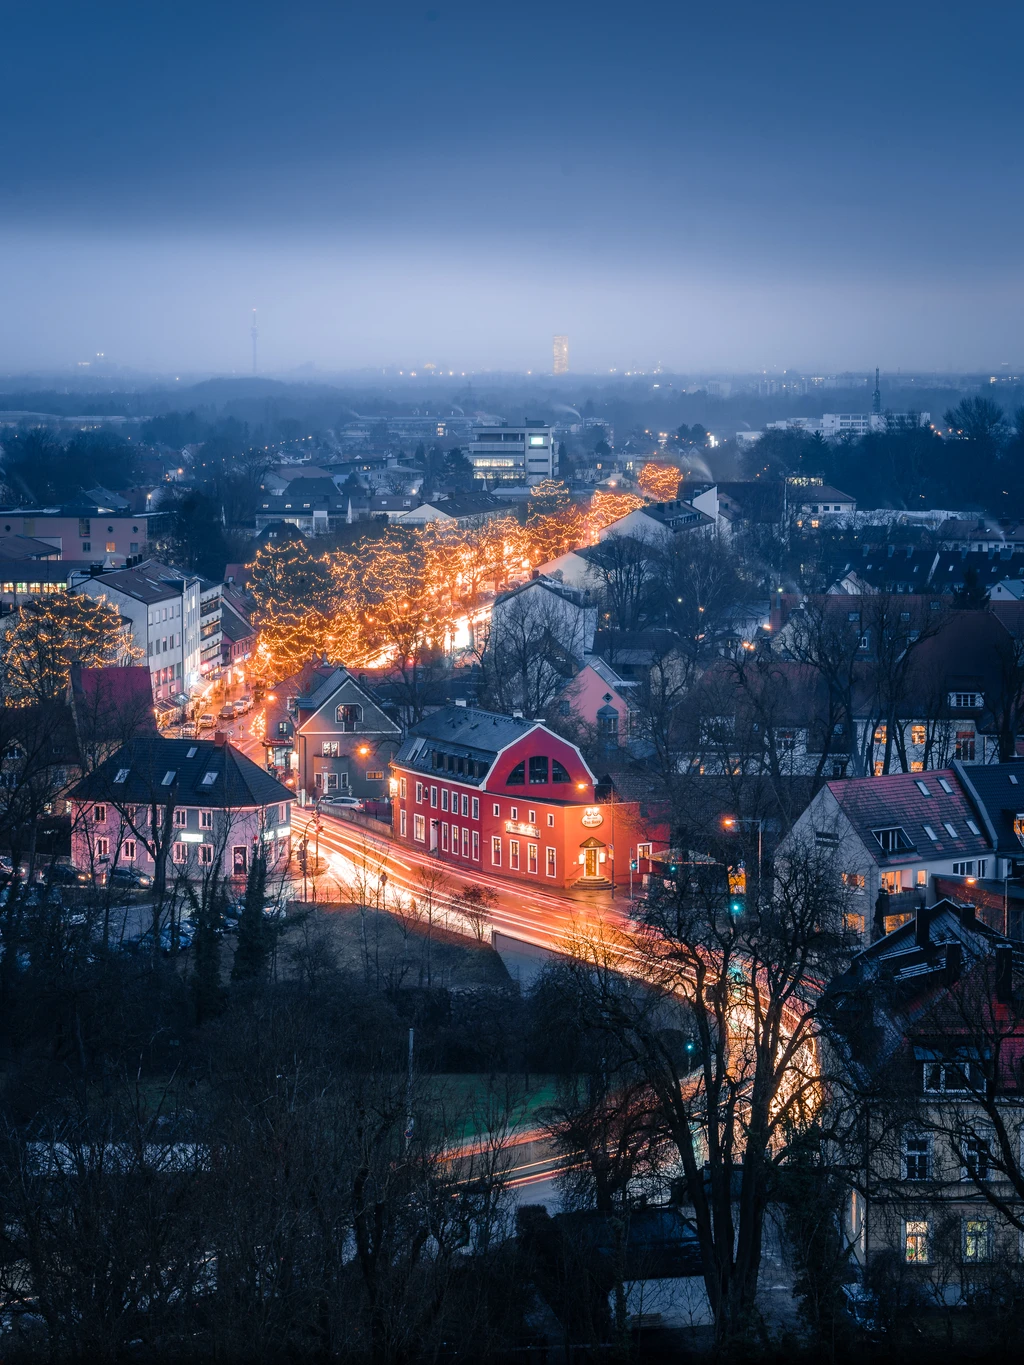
<box><xmin>390</xmin><ymin>705</ymin><xmax>648</xmax><ymax>890</ymax></box>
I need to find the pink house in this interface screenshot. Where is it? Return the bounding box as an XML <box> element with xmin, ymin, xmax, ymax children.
<box><xmin>556</xmin><ymin>656</ymin><xmax>640</xmax><ymax>746</ymax></box>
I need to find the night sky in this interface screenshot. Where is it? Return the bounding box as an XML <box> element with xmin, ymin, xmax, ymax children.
<box><xmin>1</xmin><ymin>0</ymin><xmax>1021</xmax><ymax>374</ymax></box>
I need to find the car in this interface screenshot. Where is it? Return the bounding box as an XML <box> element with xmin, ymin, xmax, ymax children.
<box><xmin>319</xmin><ymin>792</ymin><xmax>360</xmax><ymax>808</ymax></box>
<box><xmin>234</xmin><ymin>695</ymin><xmax>253</xmax><ymax>714</ymax></box>
<box><xmin>107</xmin><ymin>866</ymin><xmax>153</xmax><ymax>890</ymax></box>
<box><xmin>196</xmin><ymin>713</ymin><xmax>216</xmax><ymax>730</ymax></box>
<box><xmin>44</xmin><ymin>863</ymin><xmax>90</xmax><ymax>886</ymax></box>
<box><xmin>219</xmin><ymin>703</ymin><xmax>236</xmax><ymax>720</ymax></box>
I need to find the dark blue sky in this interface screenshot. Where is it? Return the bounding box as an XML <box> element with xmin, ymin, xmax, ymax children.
<box><xmin>2</xmin><ymin>0</ymin><xmax>1021</xmax><ymax>374</ymax></box>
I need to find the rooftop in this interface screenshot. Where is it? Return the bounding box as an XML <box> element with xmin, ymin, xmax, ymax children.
<box><xmin>70</xmin><ymin>737</ymin><xmax>292</xmax><ymax>809</ymax></box>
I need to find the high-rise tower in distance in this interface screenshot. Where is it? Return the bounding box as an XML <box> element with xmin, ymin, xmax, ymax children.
<box><xmin>552</xmin><ymin>334</ymin><xmax>569</xmax><ymax>375</ymax></box>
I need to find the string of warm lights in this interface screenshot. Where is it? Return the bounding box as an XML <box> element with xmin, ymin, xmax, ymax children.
<box><xmin>247</xmin><ymin>485</ymin><xmax>649</xmax><ymax>680</ymax></box>
<box><xmin>637</xmin><ymin>462</ymin><xmax>683</xmax><ymax>501</ymax></box>
<box><xmin>2</xmin><ymin>592</ymin><xmax>141</xmax><ymax>704</ymax></box>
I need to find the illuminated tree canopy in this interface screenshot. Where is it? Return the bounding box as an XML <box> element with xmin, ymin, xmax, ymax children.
<box><xmin>2</xmin><ymin>593</ymin><xmax>141</xmax><ymax>704</ymax></box>
<box><xmin>638</xmin><ymin>462</ymin><xmax>683</xmax><ymax>501</ymax></box>
<box><xmin>247</xmin><ymin>488</ymin><xmax>651</xmax><ymax>682</ymax></box>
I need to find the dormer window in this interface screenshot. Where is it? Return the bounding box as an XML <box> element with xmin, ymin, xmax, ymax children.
<box><xmin>507</xmin><ymin>761</ymin><xmax>526</xmax><ymax>785</ymax></box>
<box><xmin>872</xmin><ymin>826</ymin><xmax>914</xmax><ymax>854</ymax></box>
<box><xmin>336</xmin><ymin>704</ymin><xmax>362</xmax><ymax>731</ymax></box>
<box><xmin>949</xmin><ymin>691</ymin><xmax>983</xmax><ymax>709</ymax></box>
<box><xmin>529</xmin><ymin>756</ymin><xmax>549</xmax><ymax>784</ymax></box>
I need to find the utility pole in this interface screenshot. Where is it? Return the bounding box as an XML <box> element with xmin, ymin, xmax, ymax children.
<box><xmin>250</xmin><ymin>309</ymin><xmax>259</xmax><ymax>376</ymax></box>
<box><xmin>404</xmin><ymin>1026</ymin><xmax>415</xmax><ymax>1153</ymax></box>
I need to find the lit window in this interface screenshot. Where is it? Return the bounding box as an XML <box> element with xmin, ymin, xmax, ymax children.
<box><xmin>964</xmin><ymin>1219</ymin><xmax>990</xmax><ymax>1262</ymax></box>
<box><xmin>413</xmin><ymin>814</ymin><xmax>425</xmax><ymax>843</ymax></box>
<box><xmin>546</xmin><ymin>846</ymin><xmax>556</xmax><ymax>877</ymax></box>
<box><xmin>905</xmin><ymin>1220</ymin><xmax>929</xmax><ymax>1263</ymax></box>
<box><xmin>491</xmin><ymin>836</ymin><xmax>501</xmax><ymax>866</ymax></box>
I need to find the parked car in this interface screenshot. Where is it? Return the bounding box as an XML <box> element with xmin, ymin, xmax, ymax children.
<box><xmin>197</xmin><ymin>713</ymin><xmax>216</xmax><ymax>730</ymax></box>
<box><xmin>107</xmin><ymin>866</ymin><xmax>154</xmax><ymax>890</ymax></box>
<box><xmin>219</xmin><ymin>703</ymin><xmax>236</xmax><ymax>720</ymax></box>
<box><xmin>44</xmin><ymin>863</ymin><xmax>90</xmax><ymax>886</ymax></box>
<box><xmin>234</xmin><ymin>696</ymin><xmax>253</xmax><ymax>715</ymax></box>
<box><xmin>319</xmin><ymin>792</ymin><xmax>361</xmax><ymax>809</ymax></box>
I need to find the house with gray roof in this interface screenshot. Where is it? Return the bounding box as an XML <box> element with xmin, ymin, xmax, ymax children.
<box><xmin>69</xmin><ymin>736</ymin><xmax>293</xmax><ymax>884</ymax></box>
<box><xmin>262</xmin><ymin>662</ymin><xmax>401</xmax><ymax>803</ymax></box>
<box><xmin>783</xmin><ymin>766</ymin><xmax>997</xmax><ymax>941</ymax></box>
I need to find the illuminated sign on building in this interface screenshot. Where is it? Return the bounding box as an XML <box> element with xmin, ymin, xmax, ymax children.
<box><xmin>505</xmin><ymin>820</ymin><xmax>539</xmax><ymax>838</ymax></box>
<box><xmin>581</xmin><ymin>807</ymin><xmax>604</xmax><ymax>828</ymax></box>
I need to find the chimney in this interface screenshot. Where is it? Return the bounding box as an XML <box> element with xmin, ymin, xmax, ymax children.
<box><xmin>995</xmin><ymin>943</ymin><xmax>1014</xmax><ymax>1003</ymax></box>
<box><xmin>214</xmin><ymin>731</ymin><xmax>227</xmax><ymax>747</ymax></box>
<box><xmin>958</xmin><ymin>903</ymin><xmax>977</xmax><ymax>930</ymax></box>
<box><xmin>915</xmin><ymin>907</ymin><xmax>933</xmax><ymax>948</ymax></box>
<box><xmin>944</xmin><ymin>940</ymin><xmax>963</xmax><ymax>986</ymax></box>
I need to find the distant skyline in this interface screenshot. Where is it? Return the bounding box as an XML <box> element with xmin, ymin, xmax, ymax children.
<box><xmin>1</xmin><ymin>1</ymin><xmax>1021</xmax><ymax>374</ymax></box>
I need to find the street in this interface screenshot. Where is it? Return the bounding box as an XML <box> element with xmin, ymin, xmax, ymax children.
<box><xmin>312</xmin><ymin>811</ymin><xmax>635</xmax><ymax>956</ymax></box>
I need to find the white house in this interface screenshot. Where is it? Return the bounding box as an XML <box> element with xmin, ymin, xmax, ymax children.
<box><xmin>598</xmin><ymin>500</ymin><xmax>714</xmax><ymax>545</ymax></box>
<box><xmin>781</xmin><ymin>767</ymin><xmax>993</xmax><ymax>940</ymax></box>
<box><xmin>488</xmin><ymin>577</ymin><xmax>597</xmax><ymax>664</ymax></box>
<box><xmin>71</xmin><ymin>560</ymin><xmax>204</xmax><ymax>704</ymax></box>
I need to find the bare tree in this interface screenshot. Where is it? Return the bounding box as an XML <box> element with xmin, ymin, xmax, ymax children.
<box><xmin>552</xmin><ymin>836</ymin><xmax>852</xmax><ymax>1344</ymax></box>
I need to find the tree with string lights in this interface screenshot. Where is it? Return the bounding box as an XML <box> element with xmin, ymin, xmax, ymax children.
<box><xmin>2</xmin><ymin>593</ymin><xmax>140</xmax><ymax>705</ymax></box>
<box><xmin>638</xmin><ymin>461</ymin><xmax>682</xmax><ymax>501</ymax></box>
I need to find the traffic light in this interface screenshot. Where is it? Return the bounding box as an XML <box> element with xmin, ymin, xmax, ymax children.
<box><xmin>630</xmin><ymin>859</ymin><xmax>638</xmax><ymax>872</ymax></box>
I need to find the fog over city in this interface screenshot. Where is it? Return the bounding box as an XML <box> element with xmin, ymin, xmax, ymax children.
<box><xmin>3</xmin><ymin>0</ymin><xmax>1023</xmax><ymax>374</ymax></box>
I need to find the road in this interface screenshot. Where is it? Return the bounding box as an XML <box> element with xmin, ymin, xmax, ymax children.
<box><xmin>307</xmin><ymin>811</ymin><xmax>635</xmax><ymax>956</ymax></box>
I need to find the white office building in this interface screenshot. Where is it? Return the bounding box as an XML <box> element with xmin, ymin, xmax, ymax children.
<box><xmin>469</xmin><ymin>420</ymin><xmax>556</xmax><ymax>486</ymax></box>
<box><xmin>70</xmin><ymin>560</ymin><xmax>203</xmax><ymax>703</ymax></box>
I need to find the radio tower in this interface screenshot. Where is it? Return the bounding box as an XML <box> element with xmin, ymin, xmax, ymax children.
<box><xmin>250</xmin><ymin>309</ymin><xmax>259</xmax><ymax>375</ymax></box>
<box><xmin>872</xmin><ymin>366</ymin><xmax>881</xmax><ymax>414</ymax></box>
